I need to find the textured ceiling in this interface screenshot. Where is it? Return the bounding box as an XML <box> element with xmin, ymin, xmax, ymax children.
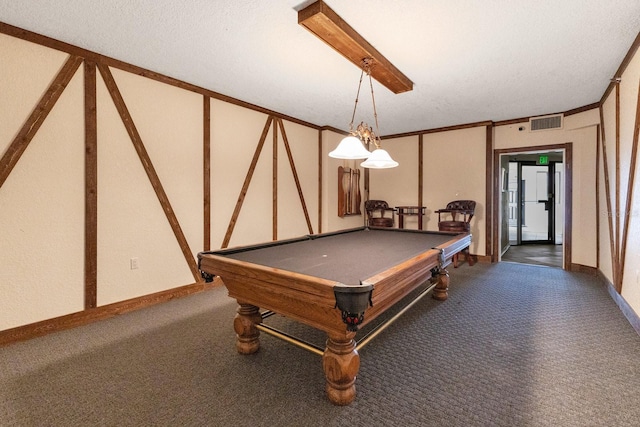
<box><xmin>1</xmin><ymin>0</ymin><xmax>639</xmax><ymax>135</ymax></box>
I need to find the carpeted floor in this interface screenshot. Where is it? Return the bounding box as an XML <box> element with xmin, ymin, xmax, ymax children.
<box><xmin>1</xmin><ymin>262</ymin><xmax>640</xmax><ymax>426</ymax></box>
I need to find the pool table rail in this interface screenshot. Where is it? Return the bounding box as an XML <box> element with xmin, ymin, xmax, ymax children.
<box><xmin>199</xmin><ymin>253</ymin><xmax>351</xmax><ymax>335</ymax></box>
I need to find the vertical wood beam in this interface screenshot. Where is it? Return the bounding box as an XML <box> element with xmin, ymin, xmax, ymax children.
<box><xmin>418</xmin><ymin>134</ymin><xmax>424</xmax><ymax>210</ymax></box>
<box><xmin>222</xmin><ymin>116</ymin><xmax>273</xmax><ymax>248</ymax></box>
<box><xmin>0</xmin><ymin>55</ymin><xmax>83</xmax><ymax>189</ymax></box>
<box><xmin>203</xmin><ymin>95</ymin><xmax>211</xmax><ymax>251</ymax></box>
<box><xmin>564</xmin><ymin>144</ymin><xmax>573</xmax><ymax>271</ymax></box>
<box><xmin>278</xmin><ymin>118</ymin><xmax>314</xmax><ymax>234</ymax></box>
<box><xmin>273</xmin><ymin>117</ymin><xmax>278</xmax><ymax>240</ymax></box>
<box><xmin>596</xmin><ymin>125</ymin><xmax>601</xmax><ymax>270</ymax></box>
<box><xmin>84</xmin><ymin>60</ymin><xmax>98</xmax><ymax>309</ymax></box>
<box><xmin>318</xmin><ymin>130</ymin><xmax>323</xmax><ymax>234</ymax></box>
<box><xmin>96</xmin><ymin>63</ymin><xmax>200</xmax><ymax>281</ymax></box>
<box><xmin>486</xmin><ymin>124</ymin><xmax>494</xmax><ymax>261</ymax></box>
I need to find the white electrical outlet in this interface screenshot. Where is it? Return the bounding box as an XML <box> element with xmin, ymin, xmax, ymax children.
<box><xmin>130</xmin><ymin>257</ymin><xmax>139</xmax><ymax>270</ymax></box>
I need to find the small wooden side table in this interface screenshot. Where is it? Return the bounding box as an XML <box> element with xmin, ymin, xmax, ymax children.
<box><xmin>396</xmin><ymin>206</ymin><xmax>426</xmax><ymax>230</ymax></box>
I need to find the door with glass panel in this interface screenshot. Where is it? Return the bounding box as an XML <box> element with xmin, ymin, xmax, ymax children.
<box><xmin>509</xmin><ymin>161</ymin><xmax>563</xmax><ymax>245</ymax></box>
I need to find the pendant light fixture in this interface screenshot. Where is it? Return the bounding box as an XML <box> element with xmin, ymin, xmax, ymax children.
<box><xmin>328</xmin><ymin>58</ymin><xmax>398</xmax><ymax>168</ymax></box>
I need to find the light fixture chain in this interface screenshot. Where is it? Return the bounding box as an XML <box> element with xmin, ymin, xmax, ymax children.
<box><xmin>368</xmin><ymin>72</ymin><xmax>381</xmax><ymax>149</ymax></box>
<box><xmin>348</xmin><ymin>69</ymin><xmax>366</xmax><ymax>133</ymax></box>
<box><xmin>328</xmin><ymin>57</ymin><xmax>398</xmax><ymax>168</ymax></box>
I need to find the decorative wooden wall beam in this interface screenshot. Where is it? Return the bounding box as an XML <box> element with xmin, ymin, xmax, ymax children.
<box><xmin>278</xmin><ymin>118</ymin><xmax>314</xmax><ymax>234</ymax></box>
<box><xmin>486</xmin><ymin>124</ymin><xmax>494</xmax><ymax>261</ymax></box>
<box><xmin>491</xmin><ymin>150</ymin><xmax>501</xmax><ymax>264</ymax></box>
<box><xmin>599</xmin><ymin>106</ymin><xmax>618</xmax><ymax>290</ymax></box>
<box><xmin>203</xmin><ymin>95</ymin><xmax>211</xmax><ymax>251</ymax></box>
<box><xmin>273</xmin><ymin>118</ymin><xmax>278</xmax><ymax>240</ymax></box>
<box><xmin>563</xmin><ymin>144</ymin><xmax>573</xmax><ymax>271</ymax></box>
<box><xmin>619</xmin><ymin>79</ymin><xmax>640</xmax><ymax>288</ymax></box>
<box><xmin>418</xmin><ymin>134</ymin><xmax>423</xmax><ymax>211</ymax></box>
<box><xmin>600</xmin><ymin>31</ymin><xmax>640</xmax><ymax>105</ymax></box>
<box><xmin>96</xmin><ymin>63</ymin><xmax>200</xmax><ymax>281</ymax></box>
<box><xmin>596</xmin><ymin>125</ymin><xmax>601</xmax><ymax>270</ymax></box>
<box><xmin>615</xmin><ymin>83</ymin><xmax>621</xmax><ymax>290</ymax></box>
<box><xmin>84</xmin><ymin>60</ymin><xmax>98</xmax><ymax>309</ymax></box>
<box><xmin>222</xmin><ymin>116</ymin><xmax>273</xmax><ymax>248</ymax></box>
<box><xmin>0</xmin><ymin>55</ymin><xmax>82</xmax><ymax>189</ymax></box>
<box><xmin>317</xmin><ymin>130</ymin><xmax>323</xmax><ymax>234</ymax></box>
<box><xmin>0</xmin><ymin>22</ymin><xmax>322</xmax><ymax>132</ymax></box>
<box><xmin>383</xmin><ymin>120</ymin><xmax>493</xmax><ymax>140</ymax></box>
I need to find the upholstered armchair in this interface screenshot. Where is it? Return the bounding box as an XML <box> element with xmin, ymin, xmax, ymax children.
<box><xmin>435</xmin><ymin>200</ymin><xmax>476</xmax><ymax>266</ymax></box>
<box><xmin>364</xmin><ymin>200</ymin><xmax>395</xmax><ymax>227</ymax></box>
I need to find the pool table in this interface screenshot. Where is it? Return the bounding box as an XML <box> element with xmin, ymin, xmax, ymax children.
<box><xmin>198</xmin><ymin>227</ymin><xmax>471</xmax><ymax>405</ymax></box>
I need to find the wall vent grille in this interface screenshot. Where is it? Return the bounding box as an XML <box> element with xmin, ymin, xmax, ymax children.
<box><xmin>529</xmin><ymin>114</ymin><xmax>563</xmax><ymax>131</ymax></box>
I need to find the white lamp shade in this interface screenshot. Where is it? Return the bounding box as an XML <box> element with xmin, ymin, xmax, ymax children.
<box><xmin>328</xmin><ymin>136</ymin><xmax>372</xmax><ymax>159</ymax></box>
<box><xmin>360</xmin><ymin>148</ymin><xmax>399</xmax><ymax>168</ymax></box>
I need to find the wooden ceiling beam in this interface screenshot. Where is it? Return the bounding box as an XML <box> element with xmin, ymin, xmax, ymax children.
<box><xmin>298</xmin><ymin>0</ymin><xmax>413</xmax><ymax>94</ymax></box>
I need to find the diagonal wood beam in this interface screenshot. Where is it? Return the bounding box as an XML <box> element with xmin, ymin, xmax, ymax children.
<box><xmin>298</xmin><ymin>0</ymin><xmax>412</xmax><ymax>94</ymax></box>
<box><xmin>97</xmin><ymin>63</ymin><xmax>200</xmax><ymax>281</ymax></box>
<box><xmin>619</xmin><ymin>79</ymin><xmax>640</xmax><ymax>289</ymax></box>
<box><xmin>599</xmin><ymin>105</ymin><xmax>618</xmax><ymax>291</ymax></box>
<box><xmin>222</xmin><ymin>116</ymin><xmax>274</xmax><ymax>248</ymax></box>
<box><xmin>278</xmin><ymin>118</ymin><xmax>314</xmax><ymax>234</ymax></box>
<box><xmin>615</xmin><ymin>84</ymin><xmax>621</xmax><ymax>290</ymax></box>
<box><xmin>0</xmin><ymin>55</ymin><xmax>83</xmax><ymax>189</ymax></box>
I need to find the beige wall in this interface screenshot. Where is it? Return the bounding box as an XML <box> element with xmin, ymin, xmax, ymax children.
<box><xmin>1</xmin><ymin>36</ymin><xmax>85</xmax><ymax>329</ymax></box>
<box><xmin>1</xmin><ymin>24</ymin><xmax>639</xmax><ymax>334</ymax></box>
<box><xmin>369</xmin><ymin>135</ymin><xmax>421</xmax><ymax>228</ymax></box>
<box><xmin>0</xmin><ymin>33</ymin><xmax>321</xmax><ymax>330</ymax></box>
<box><xmin>421</xmin><ymin>127</ymin><xmax>487</xmax><ymax>256</ymax></box>
<box><xmin>601</xmin><ymin>44</ymin><xmax>640</xmax><ymax>316</ymax></box>
<box><xmin>95</xmin><ymin>68</ymin><xmax>202</xmax><ymax>306</ymax></box>
<box><xmin>495</xmin><ymin>111</ymin><xmax>599</xmax><ymax>268</ymax></box>
<box><xmin>366</xmin><ymin>128</ymin><xmax>488</xmax><ymax>255</ymax></box>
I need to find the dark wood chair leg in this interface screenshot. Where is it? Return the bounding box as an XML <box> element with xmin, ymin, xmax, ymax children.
<box><xmin>466</xmin><ymin>248</ymin><xmax>475</xmax><ymax>266</ymax></box>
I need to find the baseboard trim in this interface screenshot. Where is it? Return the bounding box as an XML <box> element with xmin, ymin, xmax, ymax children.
<box><xmin>0</xmin><ymin>279</ymin><xmax>221</xmax><ymax>347</ymax></box>
<box><xmin>474</xmin><ymin>254</ymin><xmax>492</xmax><ymax>264</ymax></box>
<box><xmin>598</xmin><ymin>271</ymin><xmax>640</xmax><ymax>336</ymax></box>
<box><xmin>570</xmin><ymin>263</ymin><xmax>598</xmax><ymax>275</ymax></box>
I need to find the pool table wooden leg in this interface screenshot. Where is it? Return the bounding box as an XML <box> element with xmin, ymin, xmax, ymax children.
<box><xmin>431</xmin><ymin>268</ymin><xmax>450</xmax><ymax>301</ymax></box>
<box><xmin>233</xmin><ymin>303</ymin><xmax>262</xmax><ymax>354</ymax></box>
<box><xmin>322</xmin><ymin>332</ymin><xmax>359</xmax><ymax>405</ymax></box>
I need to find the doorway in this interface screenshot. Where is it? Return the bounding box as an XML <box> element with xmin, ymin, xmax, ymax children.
<box><xmin>498</xmin><ymin>149</ymin><xmax>567</xmax><ymax>268</ymax></box>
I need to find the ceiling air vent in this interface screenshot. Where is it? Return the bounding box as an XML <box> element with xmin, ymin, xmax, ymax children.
<box><xmin>529</xmin><ymin>114</ymin><xmax>563</xmax><ymax>132</ymax></box>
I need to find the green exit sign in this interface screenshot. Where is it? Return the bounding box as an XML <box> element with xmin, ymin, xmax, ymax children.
<box><xmin>538</xmin><ymin>155</ymin><xmax>549</xmax><ymax>165</ymax></box>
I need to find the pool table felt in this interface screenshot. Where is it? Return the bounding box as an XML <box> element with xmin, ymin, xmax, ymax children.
<box><xmin>221</xmin><ymin>229</ymin><xmax>458</xmax><ymax>286</ymax></box>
